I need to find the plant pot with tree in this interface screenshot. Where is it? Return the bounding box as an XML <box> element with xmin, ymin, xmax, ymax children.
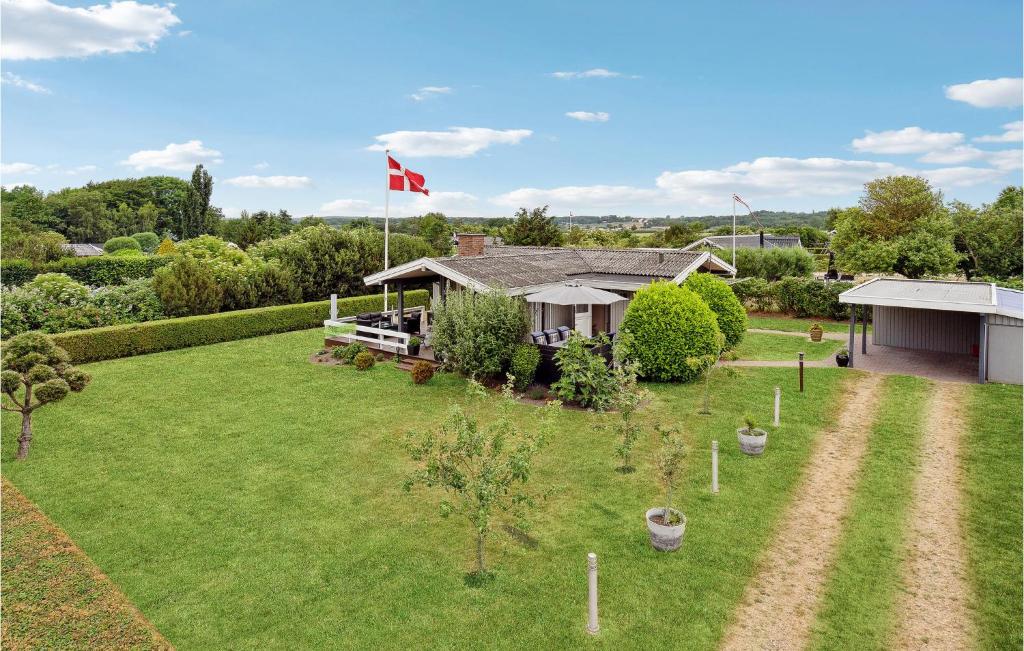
<box><xmin>835</xmin><ymin>348</ymin><xmax>850</xmax><ymax>367</ymax></box>
<box><xmin>646</xmin><ymin>425</ymin><xmax>687</xmax><ymax>552</ymax></box>
<box><xmin>737</xmin><ymin>415</ymin><xmax>767</xmax><ymax>456</ymax></box>
<box><xmin>407</xmin><ymin>336</ymin><xmax>422</xmax><ymax>356</ymax></box>
<box><xmin>809</xmin><ymin>323</ymin><xmax>824</xmax><ymax>342</ymax></box>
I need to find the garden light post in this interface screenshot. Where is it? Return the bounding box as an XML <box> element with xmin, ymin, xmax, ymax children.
<box><xmin>798</xmin><ymin>352</ymin><xmax>805</xmax><ymax>393</ymax></box>
<box><xmin>711</xmin><ymin>440</ymin><xmax>719</xmax><ymax>494</ymax></box>
<box><xmin>586</xmin><ymin>552</ymin><xmax>599</xmax><ymax>635</ymax></box>
<box><xmin>773</xmin><ymin>387</ymin><xmax>780</xmax><ymax>427</ymax></box>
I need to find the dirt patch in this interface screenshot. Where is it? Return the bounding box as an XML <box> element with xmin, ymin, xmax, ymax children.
<box><xmin>720</xmin><ymin>373</ymin><xmax>884</xmax><ymax>651</ymax></box>
<box><xmin>891</xmin><ymin>382</ymin><xmax>974</xmax><ymax>649</ymax></box>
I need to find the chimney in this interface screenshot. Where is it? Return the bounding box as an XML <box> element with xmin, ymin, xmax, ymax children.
<box><xmin>456</xmin><ymin>233</ymin><xmax>486</xmax><ymax>257</ymax></box>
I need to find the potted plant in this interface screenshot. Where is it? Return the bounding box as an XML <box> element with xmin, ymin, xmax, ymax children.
<box><xmin>836</xmin><ymin>347</ymin><xmax>850</xmax><ymax>367</ymax></box>
<box><xmin>737</xmin><ymin>415</ymin><xmax>767</xmax><ymax>456</ymax></box>
<box><xmin>809</xmin><ymin>323</ymin><xmax>824</xmax><ymax>342</ymax></box>
<box><xmin>646</xmin><ymin>426</ymin><xmax>687</xmax><ymax>552</ymax></box>
<box><xmin>407</xmin><ymin>336</ymin><xmax>422</xmax><ymax>356</ymax></box>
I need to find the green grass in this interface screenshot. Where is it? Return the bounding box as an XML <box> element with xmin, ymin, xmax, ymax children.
<box><xmin>2</xmin><ymin>329</ymin><xmax>849</xmax><ymax>650</ymax></box>
<box><xmin>732</xmin><ymin>332</ymin><xmax>844</xmax><ymax>361</ymax></box>
<box><xmin>1</xmin><ymin>478</ymin><xmax>171</xmax><ymax>650</ymax></box>
<box><xmin>746</xmin><ymin>314</ymin><xmax>868</xmax><ymax>335</ymax></box>
<box><xmin>809</xmin><ymin>375</ymin><xmax>931</xmax><ymax>650</ymax></box>
<box><xmin>962</xmin><ymin>382</ymin><xmax>1023</xmax><ymax>650</ymax></box>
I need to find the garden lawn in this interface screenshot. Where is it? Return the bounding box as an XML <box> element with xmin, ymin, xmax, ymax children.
<box><xmin>962</xmin><ymin>382</ymin><xmax>1023</xmax><ymax>650</ymax></box>
<box><xmin>746</xmin><ymin>314</ymin><xmax>867</xmax><ymax>335</ymax></box>
<box><xmin>732</xmin><ymin>332</ymin><xmax>843</xmax><ymax>361</ymax></box>
<box><xmin>2</xmin><ymin>329</ymin><xmax>848</xmax><ymax>650</ymax></box>
<box><xmin>809</xmin><ymin>375</ymin><xmax>931</xmax><ymax>650</ymax></box>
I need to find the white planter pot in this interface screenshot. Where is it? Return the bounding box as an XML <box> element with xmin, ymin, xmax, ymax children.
<box><xmin>646</xmin><ymin>507</ymin><xmax>686</xmax><ymax>552</ymax></box>
<box><xmin>737</xmin><ymin>428</ymin><xmax>768</xmax><ymax>456</ymax></box>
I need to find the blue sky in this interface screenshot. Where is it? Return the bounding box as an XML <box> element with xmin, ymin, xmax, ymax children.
<box><xmin>2</xmin><ymin>0</ymin><xmax>1022</xmax><ymax>218</ymax></box>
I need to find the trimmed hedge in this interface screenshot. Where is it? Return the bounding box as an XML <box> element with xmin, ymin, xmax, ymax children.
<box><xmin>41</xmin><ymin>255</ymin><xmax>172</xmax><ymax>286</ymax></box>
<box><xmin>730</xmin><ymin>276</ymin><xmax>854</xmax><ymax>320</ymax></box>
<box><xmin>1</xmin><ymin>259</ymin><xmax>36</xmax><ymax>287</ymax></box>
<box><xmin>53</xmin><ymin>290</ymin><xmax>428</xmax><ymax>363</ymax></box>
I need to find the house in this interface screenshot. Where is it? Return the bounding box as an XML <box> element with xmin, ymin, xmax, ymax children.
<box><xmin>681</xmin><ymin>234</ymin><xmax>803</xmax><ymax>251</ymax></box>
<box><xmin>362</xmin><ymin>233</ymin><xmax>736</xmax><ymax>339</ymax></box>
<box><xmin>840</xmin><ymin>278</ymin><xmax>1023</xmax><ymax>384</ymax></box>
<box><xmin>66</xmin><ymin>243</ymin><xmax>104</xmax><ymax>257</ymax></box>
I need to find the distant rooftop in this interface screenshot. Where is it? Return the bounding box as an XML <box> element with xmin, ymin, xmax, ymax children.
<box><xmin>682</xmin><ymin>234</ymin><xmax>803</xmax><ymax>251</ymax></box>
<box><xmin>67</xmin><ymin>243</ymin><xmax>104</xmax><ymax>257</ymax></box>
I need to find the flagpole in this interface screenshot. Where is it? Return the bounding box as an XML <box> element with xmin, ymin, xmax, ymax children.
<box><xmin>384</xmin><ymin>149</ymin><xmax>391</xmax><ymax>314</ymax></box>
<box><xmin>731</xmin><ymin>195</ymin><xmax>737</xmax><ymax>277</ymax></box>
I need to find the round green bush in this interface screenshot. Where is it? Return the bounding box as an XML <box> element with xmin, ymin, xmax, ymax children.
<box><xmin>619</xmin><ymin>281</ymin><xmax>722</xmax><ymax>382</ymax></box>
<box><xmin>131</xmin><ymin>232</ymin><xmax>160</xmax><ymax>253</ymax></box>
<box><xmin>103</xmin><ymin>236</ymin><xmax>142</xmax><ymax>254</ymax></box>
<box><xmin>683</xmin><ymin>273</ymin><xmax>747</xmax><ymax>349</ymax></box>
<box><xmin>354</xmin><ymin>350</ymin><xmax>375</xmax><ymax>370</ymax></box>
<box><xmin>509</xmin><ymin>343</ymin><xmax>540</xmax><ymax>389</ymax></box>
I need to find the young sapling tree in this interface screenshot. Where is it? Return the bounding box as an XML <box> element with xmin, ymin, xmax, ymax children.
<box><xmin>1</xmin><ymin>332</ymin><xmax>91</xmax><ymax>460</ymax></box>
<box><xmin>653</xmin><ymin>425</ymin><xmax>687</xmax><ymax>526</ymax></box>
<box><xmin>404</xmin><ymin>379</ymin><xmax>558</xmax><ymax>577</ymax></box>
<box><xmin>609</xmin><ymin>362</ymin><xmax>645</xmax><ymax>473</ymax></box>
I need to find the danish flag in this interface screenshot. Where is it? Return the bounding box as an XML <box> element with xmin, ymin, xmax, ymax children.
<box><xmin>388</xmin><ymin>155</ymin><xmax>429</xmax><ymax>195</ymax></box>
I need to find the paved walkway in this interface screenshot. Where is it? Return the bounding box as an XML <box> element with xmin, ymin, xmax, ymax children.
<box><xmin>730</xmin><ymin>330</ymin><xmax>980</xmax><ymax>384</ymax></box>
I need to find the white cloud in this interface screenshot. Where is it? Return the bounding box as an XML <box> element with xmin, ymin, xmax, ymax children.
<box><xmin>975</xmin><ymin>121</ymin><xmax>1024</xmax><ymax>143</ymax></box>
<box><xmin>851</xmin><ymin>127</ymin><xmax>964</xmax><ymax>154</ymax></box>
<box><xmin>0</xmin><ymin>162</ymin><xmax>41</xmax><ymax>175</ymax></box>
<box><xmin>1</xmin><ymin>71</ymin><xmax>50</xmax><ymax>93</ymax></box>
<box><xmin>318</xmin><ymin>199</ymin><xmax>373</xmax><ymax>215</ymax></box>
<box><xmin>65</xmin><ymin>164</ymin><xmax>98</xmax><ymax>175</ymax></box>
<box><xmin>565</xmin><ymin>111</ymin><xmax>610</xmax><ymax>122</ymax></box>
<box><xmin>121</xmin><ymin>140</ymin><xmax>222</xmax><ymax>171</ymax></box>
<box><xmin>492</xmin><ymin>185</ymin><xmax>660</xmax><ymax>209</ymax></box>
<box><xmin>177</xmin><ymin>29</ymin><xmax>192</xmax><ymax>37</ymax></box>
<box><xmin>917</xmin><ymin>146</ymin><xmax>987</xmax><ymax>164</ymax></box>
<box><xmin>549</xmin><ymin>68</ymin><xmax>631</xmax><ymax>79</ymax></box>
<box><xmin>410</xmin><ymin>86</ymin><xmax>452</xmax><ymax>101</ymax></box>
<box><xmin>405</xmin><ymin>191</ymin><xmax>479</xmax><ymax>215</ymax></box>
<box><xmin>1</xmin><ymin>0</ymin><xmax>181</xmax><ymax>60</ymax></box>
<box><xmin>945</xmin><ymin>77</ymin><xmax>1023</xmax><ymax>108</ymax></box>
<box><xmin>985</xmin><ymin>150</ymin><xmax>1023</xmax><ymax>171</ymax></box>
<box><xmin>252</xmin><ymin>161</ymin><xmax>270</xmax><ymax>170</ymax></box>
<box><xmin>367</xmin><ymin>127</ymin><xmax>532</xmax><ymax>157</ymax></box>
<box><xmin>223</xmin><ymin>175</ymin><xmax>313</xmax><ymax>189</ymax></box>
<box><xmin>920</xmin><ymin>166</ymin><xmax>1008</xmax><ymax>187</ymax></box>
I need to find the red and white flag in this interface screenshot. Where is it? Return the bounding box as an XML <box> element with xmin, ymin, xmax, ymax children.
<box><xmin>388</xmin><ymin>155</ymin><xmax>429</xmax><ymax>195</ymax></box>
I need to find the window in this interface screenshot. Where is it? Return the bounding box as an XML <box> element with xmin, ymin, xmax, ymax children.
<box><xmin>575</xmin><ymin>304</ymin><xmax>590</xmax><ymax>313</ymax></box>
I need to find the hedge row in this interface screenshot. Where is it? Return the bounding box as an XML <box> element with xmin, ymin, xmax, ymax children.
<box><xmin>53</xmin><ymin>290</ymin><xmax>429</xmax><ymax>363</ymax></box>
<box><xmin>1</xmin><ymin>259</ymin><xmax>35</xmax><ymax>286</ymax></box>
<box><xmin>42</xmin><ymin>255</ymin><xmax>172</xmax><ymax>285</ymax></box>
<box><xmin>730</xmin><ymin>276</ymin><xmax>855</xmax><ymax>320</ymax></box>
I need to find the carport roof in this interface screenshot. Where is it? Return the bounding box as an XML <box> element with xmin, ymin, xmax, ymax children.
<box><xmin>840</xmin><ymin>278</ymin><xmax>1023</xmax><ymax>319</ymax></box>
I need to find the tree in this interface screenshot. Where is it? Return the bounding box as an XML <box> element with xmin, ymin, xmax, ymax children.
<box><xmin>608</xmin><ymin>362</ymin><xmax>645</xmax><ymax>472</ymax></box>
<box><xmin>137</xmin><ymin>201</ymin><xmax>160</xmax><ymax>233</ymax></box>
<box><xmin>651</xmin><ymin>221</ymin><xmax>705</xmax><ymax>248</ymax></box>
<box><xmin>653</xmin><ymin>425</ymin><xmax>687</xmax><ymax>525</ymax></box>
<box><xmin>951</xmin><ymin>186</ymin><xmax>1023</xmax><ymax>280</ymax></box>
<box><xmin>60</xmin><ymin>190</ymin><xmax>113</xmax><ymax>242</ymax></box>
<box><xmin>429</xmin><ymin>290</ymin><xmax>530</xmax><ymax>378</ymax></box>
<box><xmin>156</xmin><ymin>237</ymin><xmax>177</xmax><ymax>255</ymax></box>
<box><xmin>182</xmin><ymin>164</ymin><xmax>214</xmax><ymax>238</ymax></box>
<box><xmin>403</xmin><ymin>380</ymin><xmax>555</xmax><ymax>576</ymax></box>
<box><xmin>1</xmin><ymin>332</ymin><xmax>91</xmax><ymax>460</ymax></box>
<box><xmin>220</xmin><ymin>209</ymin><xmax>294</xmax><ymax>248</ymax></box>
<box><xmin>502</xmin><ymin>206</ymin><xmax>563</xmax><ymax>246</ymax></box>
<box><xmin>413</xmin><ymin>212</ymin><xmax>453</xmax><ymax>255</ymax></box>
<box><xmin>832</xmin><ymin>176</ymin><xmax>960</xmax><ymax>278</ymax></box>
<box><xmin>152</xmin><ymin>255</ymin><xmax>223</xmax><ymax>316</ymax></box>
<box><xmin>111</xmin><ymin>202</ymin><xmax>137</xmax><ymax>235</ymax></box>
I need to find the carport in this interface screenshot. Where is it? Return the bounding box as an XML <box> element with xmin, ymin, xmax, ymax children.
<box><xmin>839</xmin><ymin>279</ymin><xmax>1023</xmax><ymax>384</ymax></box>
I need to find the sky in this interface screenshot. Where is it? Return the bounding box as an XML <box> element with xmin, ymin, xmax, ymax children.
<box><xmin>1</xmin><ymin>0</ymin><xmax>1022</xmax><ymax>219</ymax></box>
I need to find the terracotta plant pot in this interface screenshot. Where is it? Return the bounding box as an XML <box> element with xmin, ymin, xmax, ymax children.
<box><xmin>836</xmin><ymin>353</ymin><xmax>849</xmax><ymax>367</ymax></box>
<box><xmin>646</xmin><ymin>507</ymin><xmax>686</xmax><ymax>552</ymax></box>
<box><xmin>809</xmin><ymin>325</ymin><xmax>824</xmax><ymax>342</ymax></box>
<box><xmin>737</xmin><ymin>427</ymin><xmax>768</xmax><ymax>456</ymax></box>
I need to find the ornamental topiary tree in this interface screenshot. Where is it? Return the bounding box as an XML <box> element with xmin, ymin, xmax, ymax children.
<box><xmin>103</xmin><ymin>236</ymin><xmax>142</xmax><ymax>254</ymax></box>
<box><xmin>1</xmin><ymin>332</ymin><xmax>91</xmax><ymax>460</ymax></box>
<box><xmin>683</xmin><ymin>273</ymin><xmax>748</xmax><ymax>349</ymax></box>
<box><xmin>619</xmin><ymin>281</ymin><xmax>722</xmax><ymax>382</ymax></box>
<box><xmin>131</xmin><ymin>231</ymin><xmax>160</xmax><ymax>253</ymax></box>
<box><xmin>156</xmin><ymin>237</ymin><xmax>177</xmax><ymax>255</ymax></box>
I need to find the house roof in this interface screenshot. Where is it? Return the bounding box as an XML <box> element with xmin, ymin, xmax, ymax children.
<box><xmin>364</xmin><ymin>244</ymin><xmax>736</xmax><ymax>294</ymax></box>
<box><xmin>67</xmin><ymin>243</ymin><xmax>104</xmax><ymax>257</ymax></box>
<box><xmin>681</xmin><ymin>234</ymin><xmax>803</xmax><ymax>251</ymax></box>
<box><xmin>839</xmin><ymin>278</ymin><xmax>1024</xmax><ymax>319</ymax></box>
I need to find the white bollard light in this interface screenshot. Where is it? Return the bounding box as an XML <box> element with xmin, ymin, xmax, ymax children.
<box><xmin>711</xmin><ymin>440</ymin><xmax>719</xmax><ymax>494</ymax></box>
<box><xmin>587</xmin><ymin>552</ymin><xmax>599</xmax><ymax>635</ymax></box>
<box><xmin>330</xmin><ymin>294</ymin><xmax>338</xmax><ymax>321</ymax></box>
<box><xmin>773</xmin><ymin>386</ymin><xmax>781</xmax><ymax>427</ymax></box>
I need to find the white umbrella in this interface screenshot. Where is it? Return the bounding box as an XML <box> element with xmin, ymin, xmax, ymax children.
<box><xmin>523</xmin><ymin>282</ymin><xmax>628</xmax><ymax>305</ymax></box>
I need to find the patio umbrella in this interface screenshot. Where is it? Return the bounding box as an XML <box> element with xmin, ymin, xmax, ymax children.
<box><xmin>523</xmin><ymin>282</ymin><xmax>628</xmax><ymax>305</ymax></box>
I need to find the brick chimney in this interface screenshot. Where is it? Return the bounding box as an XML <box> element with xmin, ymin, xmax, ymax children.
<box><xmin>456</xmin><ymin>233</ymin><xmax>486</xmax><ymax>257</ymax></box>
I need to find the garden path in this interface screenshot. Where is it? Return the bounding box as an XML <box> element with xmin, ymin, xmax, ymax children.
<box><xmin>891</xmin><ymin>382</ymin><xmax>974</xmax><ymax>649</ymax></box>
<box><xmin>747</xmin><ymin>328</ymin><xmax>848</xmax><ymax>341</ymax></box>
<box><xmin>719</xmin><ymin>373</ymin><xmax>884</xmax><ymax>651</ymax></box>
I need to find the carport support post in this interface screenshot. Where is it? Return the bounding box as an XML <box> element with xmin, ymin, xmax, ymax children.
<box><xmin>861</xmin><ymin>304</ymin><xmax>868</xmax><ymax>355</ymax></box>
<box><xmin>848</xmin><ymin>307</ymin><xmax>857</xmax><ymax>368</ymax></box>
<box><xmin>396</xmin><ymin>282</ymin><xmax>404</xmax><ymax>333</ymax></box>
<box><xmin>979</xmin><ymin>314</ymin><xmax>988</xmax><ymax>384</ymax></box>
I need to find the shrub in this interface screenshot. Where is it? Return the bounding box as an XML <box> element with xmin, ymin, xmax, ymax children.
<box><xmin>91</xmin><ymin>279</ymin><xmax>165</xmax><ymax>325</ymax></box>
<box><xmin>729</xmin><ymin>277</ymin><xmax>773</xmax><ymax>312</ymax></box>
<box><xmin>156</xmin><ymin>238</ymin><xmax>177</xmax><ymax>255</ymax></box>
<box><xmin>735</xmin><ymin>247</ymin><xmax>815</xmax><ymax>281</ymax></box>
<box><xmin>335</xmin><ymin>341</ymin><xmax>368</xmax><ymax>364</ymax></box>
<box><xmin>354</xmin><ymin>351</ymin><xmax>375</xmax><ymax>370</ymax></box>
<box><xmin>103</xmin><ymin>236</ymin><xmax>142</xmax><ymax>254</ymax></box>
<box><xmin>42</xmin><ymin>255</ymin><xmax>171</xmax><ymax>285</ymax></box>
<box><xmin>331</xmin><ymin>346</ymin><xmax>346</xmax><ymax>360</ymax></box>
<box><xmin>619</xmin><ymin>281</ymin><xmax>722</xmax><ymax>383</ymax></box>
<box><xmin>1</xmin><ymin>259</ymin><xmax>36</xmax><ymax>286</ymax></box>
<box><xmin>683</xmin><ymin>273</ymin><xmax>747</xmax><ymax>349</ymax></box>
<box><xmin>411</xmin><ymin>360</ymin><xmax>435</xmax><ymax>384</ymax></box>
<box><xmin>729</xmin><ymin>277</ymin><xmax>854</xmax><ymax>321</ymax></box>
<box><xmin>551</xmin><ymin>333</ymin><xmax>618</xmax><ymax>409</ymax></box>
<box><xmin>430</xmin><ymin>290</ymin><xmax>530</xmax><ymax>378</ymax></box>
<box><xmin>131</xmin><ymin>232</ymin><xmax>160</xmax><ymax>252</ymax></box>
<box><xmin>509</xmin><ymin>344</ymin><xmax>541</xmax><ymax>390</ymax></box>
<box><xmin>2</xmin><ymin>230</ymin><xmax>68</xmax><ymax>265</ymax></box>
<box><xmin>51</xmin><ymin>291</ymin><xmax>427</xmax><ymax>363</ymax></box>
<box><xmin>152</xmin><ymin>255</ymin><xmax>223</xmax><ymax>317</ymax></box>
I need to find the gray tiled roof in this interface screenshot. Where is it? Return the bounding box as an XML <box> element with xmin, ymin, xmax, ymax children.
<box><xmin>67</xmin><ymin>243</ymin><xmax>104</xmax><ymax>257</ymax></box>
<box><xmin>696</xmin><ymin>234</ymin><xmax>802</xmax><ymax>249</ymax></box>
<box><xmin>438</xmin><ymin>245</ymin><xmax>706</xmax><ymax>290</ymax></box>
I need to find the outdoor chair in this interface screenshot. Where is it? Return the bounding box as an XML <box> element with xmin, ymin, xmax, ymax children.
<box><xmin>543</xmin><ymin>329</ymin><xmax>560</xmax><ymax>345</ymax></box>
<box><xmin>530</xmin><ymin>331</ymin><xmax>547</xmax><ymax>344</ymax></box>
<box><xmin>556</xmin><ymin>326</ymin><xmax>571</xmax><ymax>341</ymax></box>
